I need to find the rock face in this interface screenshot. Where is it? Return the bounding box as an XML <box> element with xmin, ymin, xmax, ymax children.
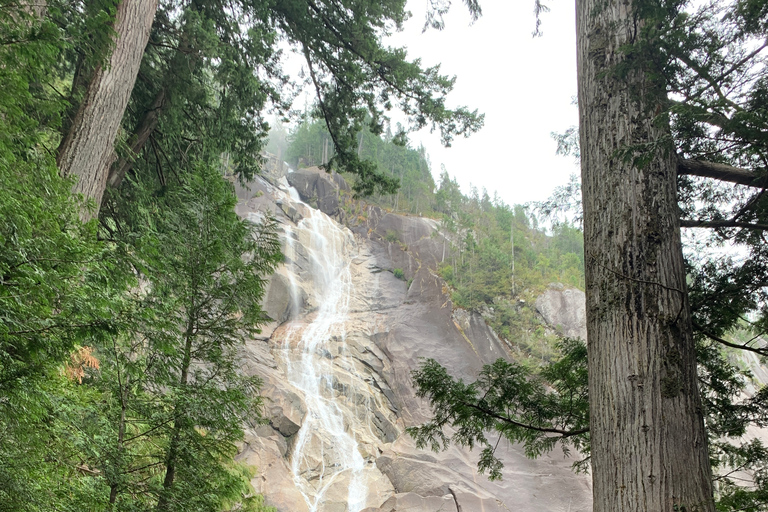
<box><xmin>286</xmin><ymin>167</ymin><xmax>351</xmax><ymax>219</ymax></box>
<box><xmin>234</xmin><ymin>172</ymin><xmax>592</xmax><ymax>512</ymax></box>
<box><xmin>535</xmin><ymin>285</ymin><xmax>587</xmax><ymax>340</ymax></box>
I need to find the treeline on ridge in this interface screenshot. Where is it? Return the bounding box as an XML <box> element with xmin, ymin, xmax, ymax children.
<box><xmin>277</xmin><ymin>117</ymin><xmax>585</xmax><ymax>361</ymax></box>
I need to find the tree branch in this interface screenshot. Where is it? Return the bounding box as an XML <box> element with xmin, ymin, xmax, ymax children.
<box><xmin>694</xmin><ymin>322</ymin><xmax>768</xmax><ymax>358</ymax></box>
<box><xmin>459</xmin><ymin>400</ymin><xmax>589</xmax><ymax>438</ymax></box>
<box><xmin>108</xmin><ymin>87</ymin><xmax>167</xmax><ymax>188</ymax></box>
<box><xmin>678</xmin><ymin>158</ymin><xmax>766</xmax><ymax>188</ymax></box>
<box><xmin>680</xmin><ymin>219</ymin><xmax>768</xmax><ymax>230</ymax></box>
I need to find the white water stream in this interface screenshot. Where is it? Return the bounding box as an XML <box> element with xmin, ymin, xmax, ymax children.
<box><xmin>278</xmin><ymin>185</ymin><xmax>369</xmax><ymax>512</ymax></box>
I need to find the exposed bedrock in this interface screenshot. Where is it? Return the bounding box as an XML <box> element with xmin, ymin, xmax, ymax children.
<box><xmin>235</xmin><ymin>171</ymin><xmax>592</xmax><ymax>512</ymax></box>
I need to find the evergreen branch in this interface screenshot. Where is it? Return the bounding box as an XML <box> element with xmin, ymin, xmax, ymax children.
<box><xmin>695</xmin><ymin>322</ymin><xmax>768</xmax><ymax>357</ymax></box>
<box><xmin>6</xmin><ymin>321</ymin><xmax>107</xmax><ymax>336</ymax></box>
<box><xmin>680</xmin><ymin>219</ymin><xmax>768</xmax><ymax>231</ymax></box>
<box><xmin>459</xmin><ymin>400</ymin><xmax>589</xmax><ymax>438</ymax></box>
<box><xmin>302</xmin><ymin>42</ymin><xmax>345</xmax><ymax>168</ymax></box>
<box><xmin>122</xmin><ymin>460</ymin><xmax>165</xmax><ymax>475</ymax></box>
<box><xmin>715</xmin><ymin>39</ymin><xmax>768</xmax><ymax>86</ymax></box>
<box><xmin>120</xmin><ymin>417</ymin><xmax>176</xmax><ymax>445</ymax></box>
<box><xmin>675</xmin><ymin>53</ymin><xmax>743</xmax><ymax>112</ymax></box>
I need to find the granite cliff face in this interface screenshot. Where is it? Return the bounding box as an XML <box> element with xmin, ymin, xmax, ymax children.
<box><xmin>233</xmin><ymin>167</ymin><xmax>593</xmax><ymax>512</ymax></box>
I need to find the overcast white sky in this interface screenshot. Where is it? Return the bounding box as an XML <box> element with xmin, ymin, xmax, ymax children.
<box><xmin>389</xmin><ymin>0</ymin><xmax>580</xmax><ymax>206</ymax></box>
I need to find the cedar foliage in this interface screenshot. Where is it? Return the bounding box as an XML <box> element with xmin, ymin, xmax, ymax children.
<box><xmin>1</xmin><ymin>0</ymin><xmax>484</xmax><ymax>508</ymax></box>
<box><xmin>410</xmin><ymin>0</ymin><xmax>768</xmax><ymax>509</ymax></box>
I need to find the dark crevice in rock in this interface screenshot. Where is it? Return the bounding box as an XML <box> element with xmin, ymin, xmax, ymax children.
<box><xmin>449</xmin><ymin>488</ymin><xmax>462</xmax><ymax>512</ymax></box>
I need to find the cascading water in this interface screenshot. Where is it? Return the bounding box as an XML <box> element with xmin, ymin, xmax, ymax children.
<box><xmin>279</xmin><ymin>201</ymin><xmax>369</xmax><ymax>512</ymax></box>
<box><xmin>237</xmin><ymin>173</ymin><xmax>596</xmax><ymax>512</ymax></box>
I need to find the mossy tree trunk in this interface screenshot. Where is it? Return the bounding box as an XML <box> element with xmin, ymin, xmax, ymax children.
<box><xmin>576</xmin><ymin>0</ymin><xmax>714</xmax><ymax>509</ymax></box>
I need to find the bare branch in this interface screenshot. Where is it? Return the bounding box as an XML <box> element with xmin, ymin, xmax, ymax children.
<box><xmin>680</xmin><ymin>219</ymin><xmax>768</xmax><ymax>230</ymax></box>
<box><xmin>678</xmin><ymin>158</ymin><xmax>767</xmax><ymax>188</ymax></box>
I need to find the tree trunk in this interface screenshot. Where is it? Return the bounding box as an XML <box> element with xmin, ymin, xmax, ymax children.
<box><xmin>156</xmin><ymin>318</ymin><xmax>194</xmax><ymax>511</ymax></box>
<box><xmin>108</xmin><ymin>88</ymin><xmax>166</xmax><ymax>188</ymax></box>
<box><xmin>576</xmin><ymin>0</ymin><xmax>714</xmax><ymax>510</ymax></box>
<box><xmin>57</xmin><ymin>0</ymin><xmax>157</xmax><ymax>217</ymax></box>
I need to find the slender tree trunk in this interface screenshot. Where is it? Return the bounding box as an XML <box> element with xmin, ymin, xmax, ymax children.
<box><xmin>108</xmin><ymin>88</ymin><xmax>166</xmax><ymax>188</ymax></box>
<box><xmin>109</xmin><ymin>384</ymin><xmax>127</xmax><ymax>505</ymax></box>
<box><xmin>156</xmin><ymin>319</ymin><xmax>194</xmax><ymax>511</ymax></box>
<box><xmin>577</xmin><ymin>0</ymin><xmax>714</xmax><ymax>510</ymax></box>
<box><xmin>57</xmin><ymin>0</ymin><xmax>157</xmax><ymax>217</ymax></box>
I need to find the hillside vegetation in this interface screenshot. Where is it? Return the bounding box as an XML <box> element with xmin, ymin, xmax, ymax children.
<box><xmin>282</xmin><ymin>118</ymin><xmax>586</xmax><ymax>361</ymax></box>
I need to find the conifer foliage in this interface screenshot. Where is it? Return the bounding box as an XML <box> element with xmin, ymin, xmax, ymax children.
<box><xmin>411</xmin><ymin>0</ymin><xmax>768</xmax><ymax>510</ymax></box>
<box><xmin>0</xmin><ymin>0</ymin><xmax>482</xmax><ymax>508</ymax></box>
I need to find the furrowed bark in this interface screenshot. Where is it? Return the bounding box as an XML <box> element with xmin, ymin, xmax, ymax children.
<box><xmin>577</xmin><ymin>0</ymin><xmax>714</xmax><ymax>510</ymax></box>
<box><xmin>57</xmin><ymin>0</ymin><xmax>157</xmax><ymax>218</ymax></box>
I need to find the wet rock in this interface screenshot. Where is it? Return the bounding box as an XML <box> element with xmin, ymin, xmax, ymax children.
<box><xmin>237</xmin><ymin>431</ymin><xmax>310</xmax><ymax>512</ymax></box>
<box><xmin>264</xmin><ymin>389</ymin><xmax>304</xmax><ymax>438</ymax></box>
<box><xmin>322</xmin><ymin>467</ymin><xmax>395</xmax><ymax>511</ymax></box>
<box><xmin>263</xmin><ymin>273</ymin><xmax>292</xmax><ymax>323</ymax></box>
<box><xmin>287</xmin><ymin>167</ymin><xmax>350</xmax><ymax>218</ymax></box>
<box><xmin>278</xmin><ymin>199</ymin><xmax>303</xmax><ymax>223</ymax></box>
<box><xmin>371</xmin><ymin>408</ymin><xmax>398</xmax><ymax>443</ymax></box>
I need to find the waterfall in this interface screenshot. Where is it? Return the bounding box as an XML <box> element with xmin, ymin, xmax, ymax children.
<box><xmin>280</xmin><ymin>205</ymin><xmax>369</xmax><ymax>512</ymax></box>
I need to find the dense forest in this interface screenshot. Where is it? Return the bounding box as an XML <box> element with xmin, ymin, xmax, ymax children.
<box><xmin>0</xmin><ymin>0</ymin><xmax>480</xmax><ymax>510</ymax></box>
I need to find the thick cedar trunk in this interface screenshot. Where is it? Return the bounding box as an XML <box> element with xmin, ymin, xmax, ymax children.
<box><xmin>57</xmin><ymin>0</ymin><xmax>157</xmax><ymax>217</ymax></box>
<box><xmin>576</xmin><ymin>0</ymin><xmax>714</xmax><ymax>510</ymax></box>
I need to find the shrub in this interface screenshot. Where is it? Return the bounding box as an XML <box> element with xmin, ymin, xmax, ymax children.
<box><xmin>385</xmin><ymin>230</ymin><xmax>400</xmax><ymax>243</ymax></box>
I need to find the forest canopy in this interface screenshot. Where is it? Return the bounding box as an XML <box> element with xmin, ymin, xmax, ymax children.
<box><xmin>0</xmin><ymin>0</ymin><xmax>483</xmax><ymax>509</ymax></box>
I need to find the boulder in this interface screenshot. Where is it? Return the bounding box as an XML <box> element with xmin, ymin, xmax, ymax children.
<box><xmin>287</xmin><ymin>167</ymin><xmax>350</xmax><ymax>218</ymax></box>
<box><xmin>535</xmin><ymin>285</ymin><xmax>587</xmax><ymax>340</ymax></box>
<box><xmin>278</xmin><ymin>199</ymin><xmax>303</xmax><ymax>223</ymax></box>
<box><xmin>263</xmin><ymin>273</ymin><xmax>293</xmax><ymax>323</ymax></box>
<box><xmin>263</xmin><ymin>388</ymin><xmax>304</xmax><ymax>438</ymax></box>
